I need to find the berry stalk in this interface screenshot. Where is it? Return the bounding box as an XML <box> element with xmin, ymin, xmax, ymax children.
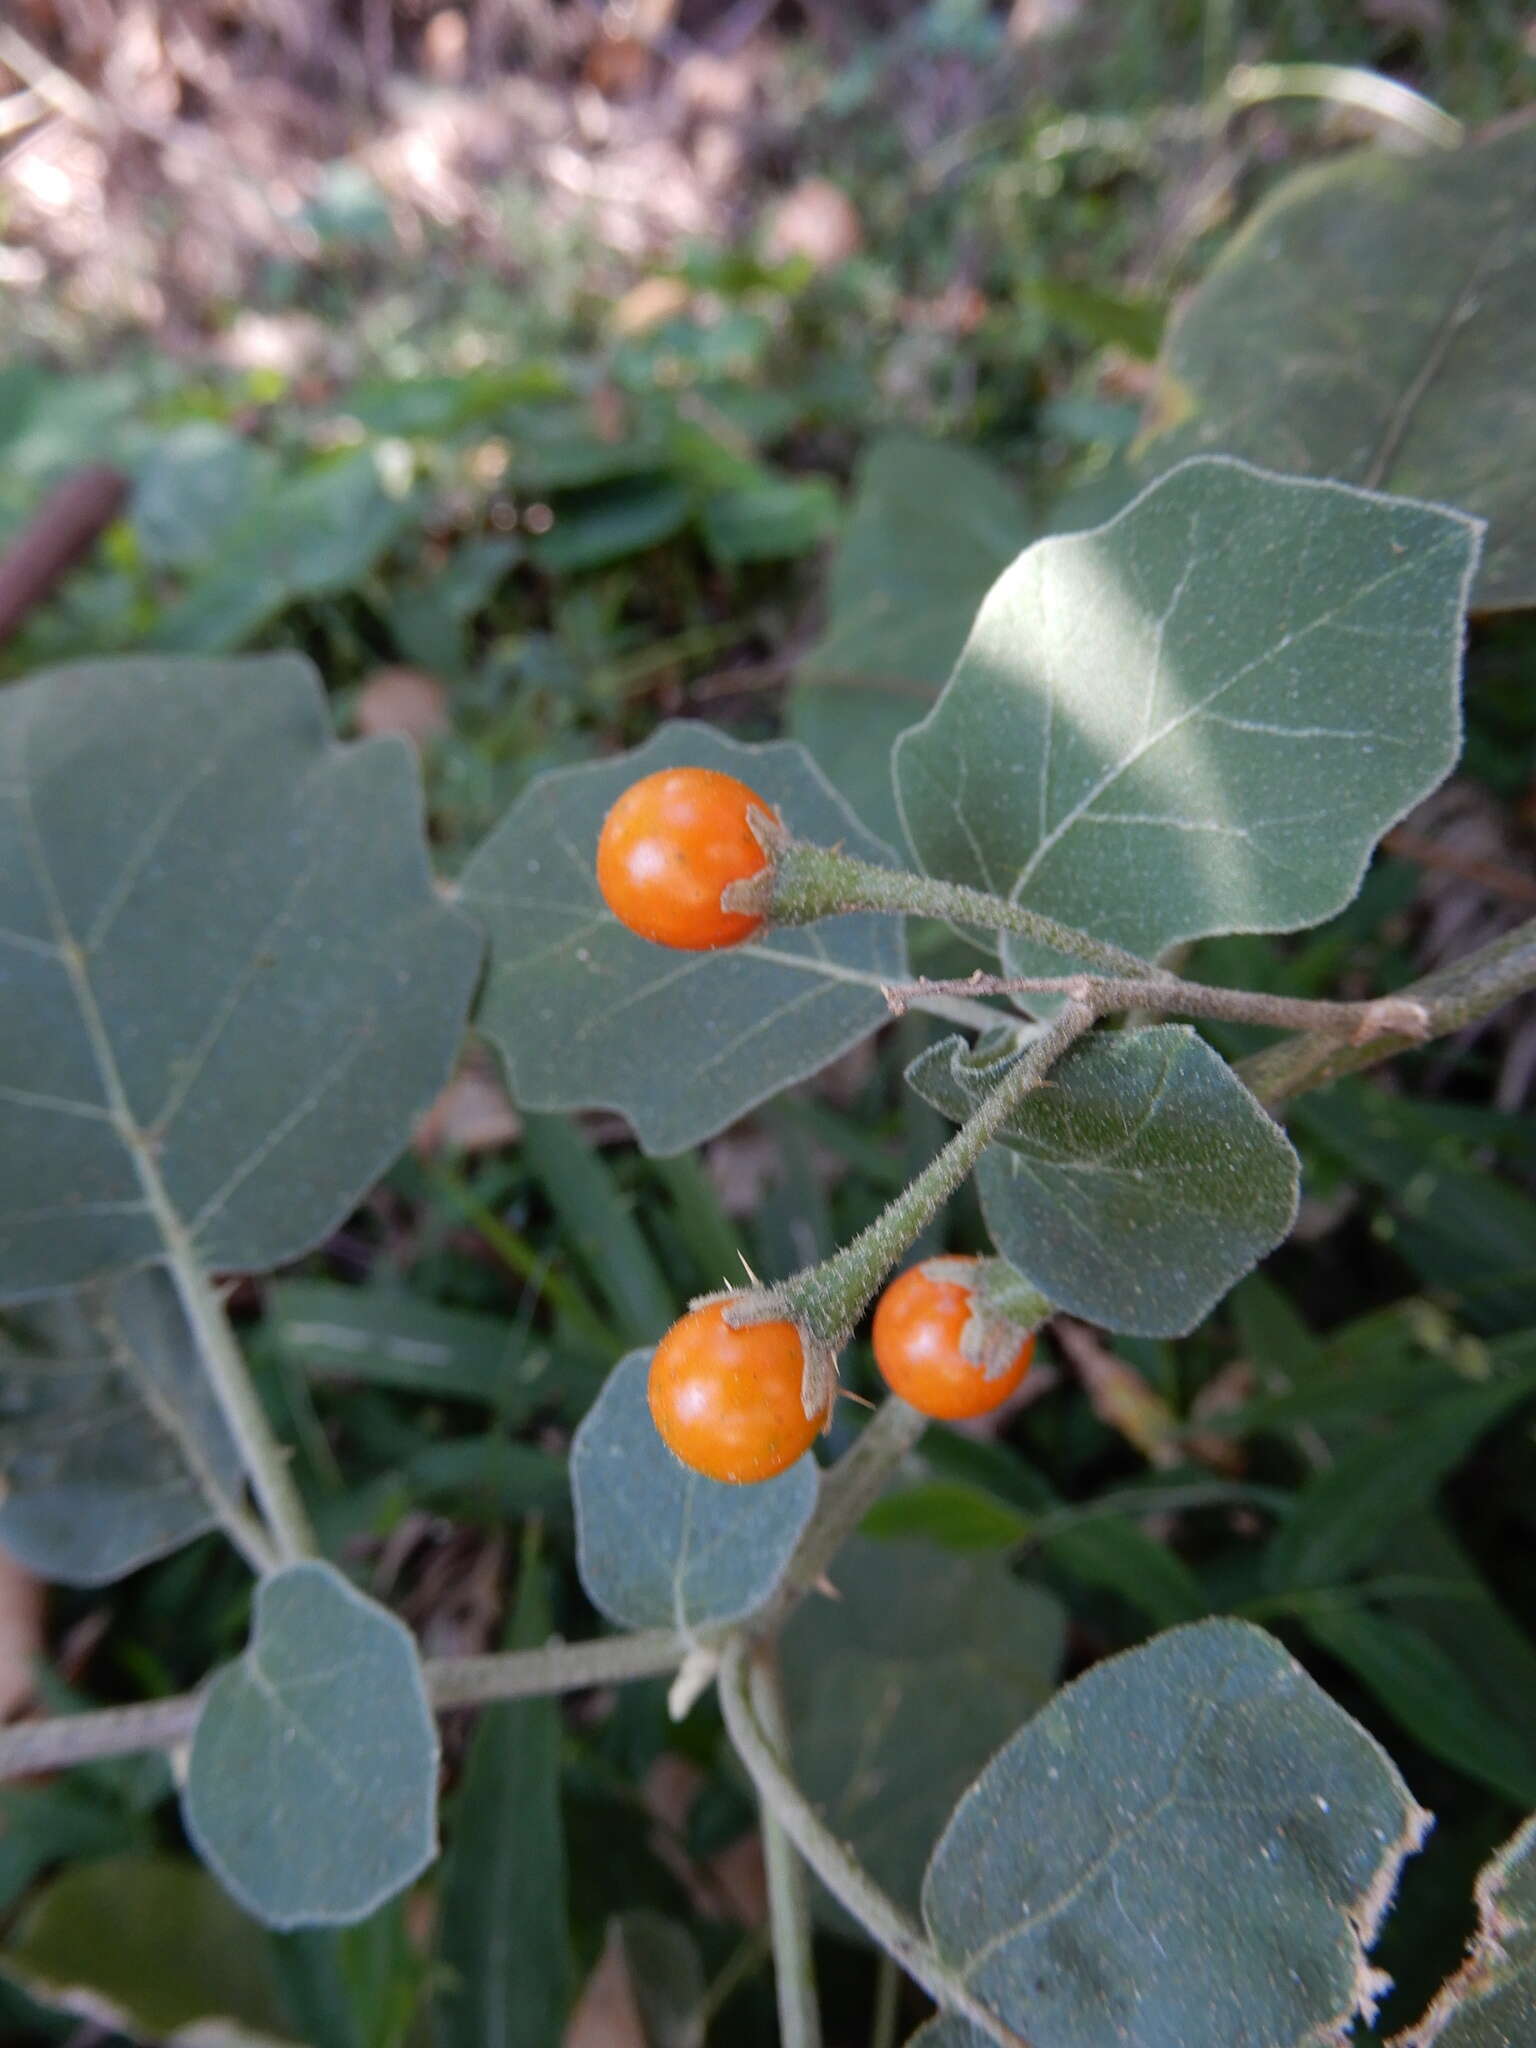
<box><xmin>762</xmin><ymin>1001</ymin><xmax>1092</xmax><ymax>1355</ymax></box>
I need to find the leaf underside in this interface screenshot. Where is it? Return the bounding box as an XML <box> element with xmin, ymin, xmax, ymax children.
<box><xmin>0</xmin><ymin>1267</ymin><xmax>242</xmax><ymax>1585</ymax></box>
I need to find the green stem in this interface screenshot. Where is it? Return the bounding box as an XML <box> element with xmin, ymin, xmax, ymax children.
<box><xmin>764</xmin><ymin>841</ymin><xmax>1157</xmax><ymax>981</ymax></box>
<box><xmin>870</xmin><ymin>1955</ymin><xmax>901</xmax><ymax>2048</ymax></box>
<box><xmin>112</xmin><ymin>1291</ymin><xmax>279</xmax><ymax>1577</ymax></box>
<box><xmin>761</xmin><ymin>1396</ymin><xmax>929</xmax><ymax>1630</ymax></box>
<box><xmin>774</xmin><ymin>1003</ymin><xmax>1093</xmax><ymax>1345</ymax></box>
<box><xmin>0</xmin><ymin>1628</ymin><xmax>690</xmax><ymax>1781</ymax></box>
<box><xmin>165</xmin><ymin>1238</ymin><xmax>316</xmax><ymax>1569</ymax></box>
<box><xmin>717</xmin><ymin>1637</ymin><xmax>1032</xmax><ymax>2048</ymax></box>
<box><xmin>886</xmin><ymin>970</ymin><xmax>1427</xmax><ymax>1040</ymax></box>
<box><xmin>1240</xmin><ymin>914</ymin><xmax>1536</xmax><ymax>1107</ymax></box>
<box><xmin>751</xmin><ymin>1645</ymin><xmax>824</xmax><ymax>2048</ymax></box>
<box><xmin>1220</xmin><ymin>60</ymin><xmax>1463</xmax><ymax>148</ymax></box>
<box><xmin>426</xmin><ymin>1628</ymin><xmax>688</xmax><ymax>1709</ymax></box>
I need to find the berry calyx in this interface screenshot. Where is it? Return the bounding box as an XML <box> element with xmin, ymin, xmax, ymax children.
<box><xmin>871</xmin><ymin>1257</ymin><xmax>1035</xmax><ymax>1421</ymax></box>
<box><xmin>648</xmin><ymin>1299</ymin><xmax>828</xmax><ymax>1483</ymax></box>
<box><xmin>597</xmin><ymin>767</ymin><xmax>774</xmax><ymax>951</ymax></box>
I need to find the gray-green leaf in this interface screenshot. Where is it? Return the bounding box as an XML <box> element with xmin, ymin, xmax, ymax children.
<box><xmin>183</xmin><ymin>1562</ymin><xmax>439</xmax><ymax>1928</ymax></box>
<box><xmin>907</xmin><ymin>1025</ymin><xmax>1299</xmax><ymax>1335</ymax></box>
<box><xmin>1393</xmin><ymin>1811</ymin><xmax>1536</xmax><ymax>2046</ymax></box>
<box><xmin>789</xmin><ymin>434</ymin><xmax>1030</xmax><ymax>843</ymax></box>
<box><xmin>0</xmin><ymin>654</ymin><xmax>480</xmax><ymax>1301</ymax></box>
<box><xmin>461</xmin><ymin>723</ymin><xmax>906</xmax><ymax>1155</ymax></box>
<box><xmin>0</xmin><ymin>1267</ymin><xmax>244</xmax><ymax>1584</ymax></box>
<box><xmin>894</xmin><ymin>458</ymin><xmax>1478</xmax><ymax>972</ymax></box>
<box><xmin>1142</xmin><ymin>123</ymin><xmax>1536</xmax><ymax>612</ymax></box>
<box><xmin>570</xmin><ymin>1351</ymin><xmax>817</xmax><ymax>1631</ymax></box>
<box><xmin>781</xmin><ymin>1538</ymin><xmax>1063</xmax><ymax>1923</ymax></box>
<box><xmin>922</xmin><ymin>1618</ymin><xmax>1429</xmax><ymax>2048</ymax></box>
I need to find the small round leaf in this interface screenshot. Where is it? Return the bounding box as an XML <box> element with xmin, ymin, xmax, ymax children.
<box><xmin>571</xmin><ymin>1351</ymin><xmax>818</xmax><ymax>1632</ymax></box>
<box><xmin>183</xmin><ymin>1563</ymin><xmax>439</xmax><ymax>1929</ymax></box>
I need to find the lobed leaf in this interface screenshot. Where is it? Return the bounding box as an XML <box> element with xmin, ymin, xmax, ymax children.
<box><xmin>461</xmin><ymin>722</ymin><xmax>906</xmax><ymax>1155</ymax></box>
<box><xmin>0</xmin><ymin>654</ymin><xmax>481</xmax><ymax>1301</ymax></box>
<box><xmin>0</xmin><ymin>1267</ymin><xmax>243</xmax><ymax>1585</ymax></box>
<box><xmin>1392</xmin><ymin>1812</ymin><xmax>1536</xmax><ymax>2046</ymax></box>
<box><xmin>183</xmin><ymin>1563</ymin><xmax>439</xmax><ymax>1929</ymax></box>
<box><xmin>1142</xmin><ymin>121</ymin><xmax>1536</xmax><ymax>611</ymax></box>
<box><xmin>894</xmin><ymin>458</ymin><xmax>1478</xmax><ymax>973</ymax></box>
<box><xmin>570</xmin><ymin>1351</ymin><xmax>817</xmax><ymax>1632</ymax></box>
<box><xmin>920</xmin><ymin>1618</ymin><xmax>1429</xmax><ymax>2048</ymax></box>
<box><xmin>907</xmin><ymin>1025</ymin><xmax>1298</xmax><ymax>1336</ymax></box>
<box><xmin>789</xmin><ymin>434</ymin><xmax>1030</xmax><ymax>842</ymax></box>
<box><xmin>780</xmin><ymin>1538</ymin><xmax>1063</xmax><ymax>1924</ymax></box>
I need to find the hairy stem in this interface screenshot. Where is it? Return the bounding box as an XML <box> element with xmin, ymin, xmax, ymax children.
<box><xmin>717</xmin><ymin>1637</ymin><xmax>1032</xmax><ymax>2048</ymax></box>
<box><xmin>1240</xmin><ymin>913</ymin><xmax>1536</xmax><ymax>1106</ymax></box>
<box><xmin>884</xmin><ymin>970</ymin><xmax>1429</xmax><ymax>1042</ymax></box>
<box><xmin>762</xmin><ymin>1396</ymin><xmax>929</xmax><ymax>1629</ymax></box>
<box><xmin>764</xmin><ymin>841</ymin><xmax>1157</xmax><ymax>980</ymax></box>
<box><xmin>426</xmin><ymin>1628</ymin><xmax>688</xmax><ymax>1709</ymax></box>
<box><xmin>773</xmin><ymin>1003</ymin><xmax>1093</xmax><ymax>1346</ymax></box>
<box><xmin>751</xmin><ymin>1646</ymin><xmax>824</xmax><ymax>2048</ymax></box>
<box><xmin>0</xmin><ymin>1628</ymin><xmax>689</xmax><ymax>1782</ymax></box>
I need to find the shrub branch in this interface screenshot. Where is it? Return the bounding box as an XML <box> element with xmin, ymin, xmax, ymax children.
<box><xmin>882</xmin><ymin>969</ymin><xmax>1431</xmax><ymax>1042</ymax></box>
<box><xmin>750</xmin><ymin>1645</ymin><xmax>825</xmax><ymax>2048</ymax></box>
<box><xmin>0</xmin><ymin>1627</ymin><xmax>690</xmax><ymax>1781</ymax></box>
<box><xmin>761</xmin><ymin>1001</ymin><xmax>1093</xmax><ymax>1354</ymax></box>
<box><xmin>718</xmin><ymin>1635</ymin><xmax>1032</xmax><ymax>2048</ymax></box>
<box><xmin>759</xmin><ymin>836</ymin><xmax>1157</xmax><ymax>980</ymax></box>
<box><xmin>1239</xmin><ymin>913</ymin><xmax>1536</xmax><ymax>1105</ymax></box>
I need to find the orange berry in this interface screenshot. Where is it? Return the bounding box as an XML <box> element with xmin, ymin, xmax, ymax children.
<box><xmin>648</xmin><ymin>1300</ymin><xmax>826</xmax><ymax>1484</ymax></box>
<box><xmin>871</xmin><ymin>1259</ymin><xmax>1034</xmax><ymax>1421</ymax></box>
<box><xmin>597</xmin><ymin>767</ymin><xmax>771</xmax><ymax>951</ymax></box>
